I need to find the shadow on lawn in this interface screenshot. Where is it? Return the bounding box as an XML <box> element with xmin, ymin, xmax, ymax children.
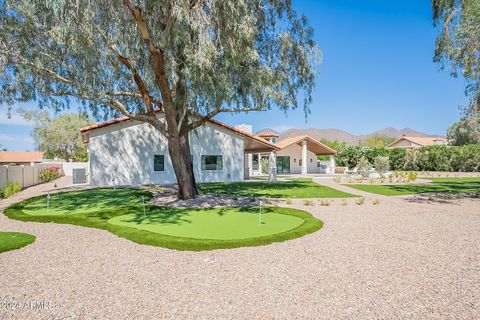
<box><xmin>25</xmin><ymin>188</ymin><xmax>151</xmax><ymax>216</ymax></box>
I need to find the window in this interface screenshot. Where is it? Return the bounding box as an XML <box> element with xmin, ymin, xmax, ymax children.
<box><xmin>154</xmin><ymin>155</ymin><xmax>164</xmax><ymax>171</ymax></box>
<box><xmin>271</xmin><ymin>138</ymin><xmax>277</xmax><ymax>143</ymax></box>
<box><xmin>252</xmin><ymin>154</ymin><xmax>259</xmax><ymax>170</ymax></box>
<box><xmin>310</xmin><ymin>158</ymin><xmax>313</xmax><ymax>163</ymax></box>
<box><xmin>299</xmin><ymin>159</ymin><xmax>303</xmax><ymax>166</ymax></box>
<box><xmin>201</xmin><ymin>155</ymin><xmax>223</xmax><ymax>170</ymax></box>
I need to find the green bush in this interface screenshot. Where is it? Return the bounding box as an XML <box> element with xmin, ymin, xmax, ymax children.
<box><xmin>356</xmin><ymin>157</ymin><xmax>372</xmax><ymax>178</ymax></box>
<box><xmin>373</xmin><ymin>156</ymin><xmax>390</xmax><ymax>177</ymax></box>
<box><xmin>335</xmin><ymin>144</ymin><xmax>480</xmax><ymax>172</ymax></box>
<box><xmin>39</xmin><ymin>166</ymin><xmax>61</xmax><ymax>182</ymax></box>
<box><xmin>4</xmin><ymin>182</ymin><xmax>22</xmax><ymax>198</ymax></box>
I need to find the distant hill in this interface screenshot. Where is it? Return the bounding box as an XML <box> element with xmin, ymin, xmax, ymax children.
<box><xmin>257</xmin><ymin>127</ymin><xmax>441</xmax><ymax>146</ymax></box>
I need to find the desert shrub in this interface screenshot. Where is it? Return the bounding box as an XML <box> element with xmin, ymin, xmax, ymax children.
<box><xmin>355</xmin><ymin>197</ymin><xmax>365</xmax><ymax>205</ymax></box>
<box><xmin>303</xmin><ymin>199</ymin><xmax>314</xmax><ymax>206</ymax></box>
<box><xmin>4</xmin><ymin>182</ymin><xmax>22</xmax><ymax>198</ymax></box>
<box><xmin>374</xmin><ymin>156</ymin><xmax>390</xmax><ymax>177</ymax></box>
<box><xmin>39</xmin><ymin>166</ymin><xmax>61</xmax><ymax>182</ymax></box>
<box><xmin>356</xmin><ymin>157</ymin><xmax>372</xmax><ymax>179</ymax></box>
<box><xmin>407</xmin><ymin>171</ymin><xmax>417</xmax><ymax>182</ymax></box>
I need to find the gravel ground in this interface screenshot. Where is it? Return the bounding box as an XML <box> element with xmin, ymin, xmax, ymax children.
<box><xmin>0</xmin><ymin>178</ymin><xmax>479</xmax><ymax>319</ymax></box>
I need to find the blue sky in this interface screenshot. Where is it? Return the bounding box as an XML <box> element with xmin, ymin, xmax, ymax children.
<box><xmin>0</xmin><ymin>0</ymin><xmax>469</xmax><ymax>151</ymax></box>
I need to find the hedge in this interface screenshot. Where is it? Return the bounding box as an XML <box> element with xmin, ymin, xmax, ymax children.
<box><xmin>334</xmin><ymin>144</ymin><xmax>480</xmax><ymax>172</ymax></box>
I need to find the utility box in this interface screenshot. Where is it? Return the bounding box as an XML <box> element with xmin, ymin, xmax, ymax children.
<box><xmin>72</xmin><ymin>168</ymin><xmax>87</xmax><ymax>184</ymax></box>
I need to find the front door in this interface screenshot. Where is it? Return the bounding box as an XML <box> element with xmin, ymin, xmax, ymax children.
<box><xmin>276</xmin><ymin>156</ymin><xmax>290</xmax><ymax>174</ymax></box>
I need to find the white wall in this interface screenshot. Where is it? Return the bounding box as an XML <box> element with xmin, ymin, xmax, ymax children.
<box><xmin>88</xmin><ymin>119</ymin><xmax>244</xmax><ymax>186</ymax></box>
<box><xmin>276</xmin><ymin>143</ymin><xmax>318</xmax><ymax>174</ymax></box>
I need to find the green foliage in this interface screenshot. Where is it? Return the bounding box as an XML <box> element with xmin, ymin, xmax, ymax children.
<box><xmin>373</xmin><ymin>156</ymin><xmax>390</xmax><ymax>177</ymax></box>
<box><xmin>5</xmin><ymin>188</ymin><xmax>323</xmax><ymax>251</ymax></box>
<box><xmin>335</xmin><ymin>146</ymin><xmax>388</xmax><ymax>169</ymax></box>
<box><xmin>0</xmin><ymin>0</ymin><xmax>320</xmax><ymax>123</ymax></box>
<box><xmin>360</xmin><ymin>135</ymin><xmax>396</xmax><ymax>147</ymax></box>
<box><xmin>433</xmin><ymin>0</ymin><xmax>480</xmax><ymax>139</ymax></box>
<box><xmin>356</xmin><ymin>157</ymin><xmax>372</xmax><ymax>178</ymax></box>
<box><xmin>447</xmin><ymin>115</ymin><xmax>480</xmax><ymax>146</ymax></box>
<box><xmin>4</xmin><ymin>181</ymin><xmax>21</xmax><ymax>198</ymax></box>
<box><xmin>39</xmin><ymin>166</ymin><xmax>62</xmax><ymax>183</ymax></box>
<box><xmin>19</xmin><ymin>110</ymin><xmax>92</xmax><ymax>161</ymax></box>
<box><xmin>335</xmin><ymin>145</ymin><xmax>480</xmax><ymax>172</ymax></box>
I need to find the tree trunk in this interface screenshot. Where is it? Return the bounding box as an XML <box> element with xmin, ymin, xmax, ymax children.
<box><xmin>166</xmin><ymin>133</ymin><xmax>197</xmax><ymax>199</ymax></box>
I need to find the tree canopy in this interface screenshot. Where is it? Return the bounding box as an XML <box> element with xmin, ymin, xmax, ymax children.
<box><xmin>0</xmin><ymin>0</ymin><xmax>320</xmax><ymax>199</ymax></box>
<box><xmin>19</xmin><ymin>109</ymin><xmax>92</xmax><ymax>161</ymax></box>
<box><xmin>433</xmin><ymin>0</ymin><xmax>480</xmax><ymax>141</ymax></box>
<box><xmin>0</xmin><ymin>0</ymin><xmax>319</xmax><ymax>123</ymax></box>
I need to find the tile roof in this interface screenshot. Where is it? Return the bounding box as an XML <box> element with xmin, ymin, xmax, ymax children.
<box><xmin>258</xmin><ymin>131</ymin><xmax>280</xmax><ymax>138</ymax></box>
<box><xmin>0</xmin><ymin>151</ymin><xmax>44</xmax><ymax>163</ymax></box>
<box><xmin>275</xmin><ymin>135</ymin><xmax>336</xmax><ymax>155</ymax></box>
<box><xmin>387</xmin><ymin>136</ymin><xmax>447</xmax><ymax>147</ymax></box>
<box><xmin>80</xmin><ymin>113</ymin><xmax>279</xmax><ymax>151</ymax></box>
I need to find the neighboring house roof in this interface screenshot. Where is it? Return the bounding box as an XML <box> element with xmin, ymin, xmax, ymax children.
<box><xmin>0</xmin><ymin>151</ymin><xmax>44</xmax><ymax>163</ymax></box>
<box><xmin>80</xmin><ymin>114</ymin><xmax>279</xmax><ymax>153</ymax></box>
<box><xmin>258</xmin><ymin>131</ymin><xmax>279</xmax><ymax>138</ymax></box>
<box><xmin>387</xmin><ymin>136</ymin><xmax>447</xmax><ymax>148</ymax></box>
<box><xmin>275</xmin><ymin>135</ymin><xmax>336</xmax><ymax>155</ymax></box>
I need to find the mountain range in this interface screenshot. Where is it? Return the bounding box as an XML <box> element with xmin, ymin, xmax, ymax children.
<box><xmin>257</xmin><ymin>127</ymin><xmax>443</xmax><ymax>146</ymax></box>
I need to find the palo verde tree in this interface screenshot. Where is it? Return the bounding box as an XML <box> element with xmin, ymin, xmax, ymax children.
<box><xmin>433</xmin><ymin>0</ymin><xmax>480</xmax><ymax>143</ymax></box>
<box><xmin>0</xmin><ymin>0</ymin><xmax>319</xmax><ymax>199</ymax></box>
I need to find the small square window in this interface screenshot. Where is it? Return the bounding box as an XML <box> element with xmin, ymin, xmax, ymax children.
<box><xmin>201</xmin><ymin>155</ymin><xmax>223</xmax><ymax>170</ymax></box>
<box><xmin>154</xmin><ymin>155</ymin><xmax>164</xmax><ymax>171</ymax></box>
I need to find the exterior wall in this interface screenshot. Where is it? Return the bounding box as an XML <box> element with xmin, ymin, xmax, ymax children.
<box><xmin>390</xmin><ymin>139</ymin><xmax>421</xmax><ymax>148</ymax></box>
<box><xmin>88</xmin><ymin>119</ymin><xmax>244</xmax><ymax>186</ymax></box>
<box><xmin>276</xmin><ymin>144</ymin><xmax>318</xmax><ymax>174</ymax></box>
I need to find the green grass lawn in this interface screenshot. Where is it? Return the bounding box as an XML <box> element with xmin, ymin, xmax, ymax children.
<box><xmin>199</xmin><ymin>178</ymin><xmax>356</xmax><ymax>198</ymax></box>
<box><xmin>4</xmin><ymin>188</ymin><xmax>323</xmax><ymax>251</ymax></box>
<box><xmin>346</xmin><ymin>182</ymin><xmax>480</xmax><ymax>196</ymax></box>
<box><xmin>0</xmin><ymin>232</ymin><xmax>36</xmax><ymax>253</ymax></box>
<box><xmin>428</xmin><ymin>177</ymin><xmax>480</xmax><ymax>184</ymax></box>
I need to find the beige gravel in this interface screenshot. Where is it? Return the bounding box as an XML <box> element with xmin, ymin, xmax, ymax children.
<box><xmin>0</xmin><ymin>178</ymin><xmax>479</xmax><ymax>319</ymax></box>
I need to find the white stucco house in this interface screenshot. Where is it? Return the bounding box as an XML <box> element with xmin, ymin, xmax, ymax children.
<box><xmin>80</xmin><ymin>116</ymin><xmax>279</xmax><ymax>186</ymax></box>
<box><xmin>248</xmin><ymin>131</ymin><xmax>337</xmax><ymax>176</ymax></box>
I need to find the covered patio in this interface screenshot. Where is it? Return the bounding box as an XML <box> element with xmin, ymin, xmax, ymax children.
<box><xmin>248</xmin><ymin>135</ymin><xmax>337</xmax><ymax>177</ymax></box>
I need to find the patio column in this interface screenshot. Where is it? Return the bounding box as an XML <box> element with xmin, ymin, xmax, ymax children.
<box><xmin>257</xmin><ymin>153</ymin><xmax>261</xmax><ymax>174</ymax></box>
<box><xmin>329</xmin><ymin>155</ymin><xmax>336</xmax><ymax>174</ymax></box>
<box><xmin>248</xmin><ymin>153</ymin><xmax>253</xmax><ymax>177</ymax></box>
<box><xmin>301</xmin><ymin>140</ymin><xmax>308</xmax><ymax>175</ymax></box>
<box><xmin>268</xmin><ymin>151</ymin><xmax>277</xmax><ymax>182</ymax></box>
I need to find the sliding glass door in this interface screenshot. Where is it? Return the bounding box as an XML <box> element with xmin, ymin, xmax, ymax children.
<box><xmin>276</xmin><ymin>156</ymin><xmax>290</xmax><ymax>174</ymax></box>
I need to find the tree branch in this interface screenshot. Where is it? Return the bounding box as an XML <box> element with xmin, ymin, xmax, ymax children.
<box><xmin>188</xmin><ymin>107</ymin><xmax>266</xmax><ymax>131</ymax></box>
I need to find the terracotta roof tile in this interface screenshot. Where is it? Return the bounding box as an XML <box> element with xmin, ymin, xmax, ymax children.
<box><xmin>0</xmin><ymin>151</ymin><xmax>44</xmax><ymax>163</ymax></box>
<box><xmin>387</xmin><ymin>136</ymin><xmax>447</xmax><ymax>147</ymax></box>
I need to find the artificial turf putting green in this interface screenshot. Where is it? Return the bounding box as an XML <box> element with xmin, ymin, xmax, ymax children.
<box><xmin>0</xmin><ymin>232</ymin><xmax>36</xmax><ymax>253</ymax></box>
<box><xmin>4</xmin><ymin>188</ymin><xmax>323</xmax><ymax>251</ymax></box>
<box><xmin>199</xmin><ymin>178</ymin><xmax>356</xmax><ymax>198</ymax></box>
<box><xmin>109</xmin><ymin>207</ymin><xmax>304</xmax><ymax>240</ymax></box>
<box><xmin>345</xmin><ymin>182</ymin><xmax>480</xmax><ymax>196</ymax></box>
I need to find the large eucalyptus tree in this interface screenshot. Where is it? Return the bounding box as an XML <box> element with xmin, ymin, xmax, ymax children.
<box><xmin>433</xmin><ymin>0</ymin><xmax>480</xmax><ymax>141</ymax></box>
<box><xmin>0</xmin><ymin>0</ymin><xmax>319</xmax><ymax>199</ymax></box>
